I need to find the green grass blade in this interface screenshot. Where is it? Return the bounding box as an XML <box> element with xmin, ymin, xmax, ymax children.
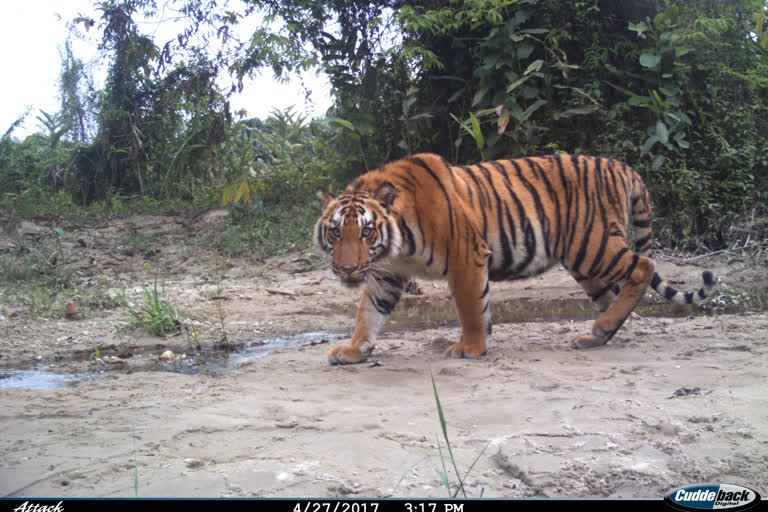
<box><xmin>429</xmin><ymin>368</ymin><xmax>467</xmax><ymax>498</ymax></box>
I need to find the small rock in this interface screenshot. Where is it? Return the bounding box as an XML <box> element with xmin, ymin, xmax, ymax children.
<box><xmin>184</xmin><ymin>458</ymin><xmax>203</xmax><ymax>469</ymax></box>
<box><xmin>64</xmin><ymin>303</ymin><xmax>80</xmax><ymax>319</ymax></box>
<box><xmin>655</xmin><ymin>421</ymin><xmax>681</xmax><ymax>436</ymax></box>
<box><xmin>329</xmin><ymin>483</ymin><xmax>358</xmax><ymax>495</ymax></box>
<box><xmin>107</xmin><ymin>356</ymin><xmax>124</xmax><ymax>364</ymax></box>
<box><xmin>160</xmin><ymin>350</ymin><xmax>175</xmax><ymax>361</ymax></box>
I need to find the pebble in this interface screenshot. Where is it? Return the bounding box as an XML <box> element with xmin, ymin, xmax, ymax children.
<box><xmin>64</xmin><ymin>303</ymin><xmax>80</xmax><ymax>319</ymax></box>
<box><xmin>160</xmin><ymin>350</ymin><xmax>175</xmax><ymax>361</ymax></box>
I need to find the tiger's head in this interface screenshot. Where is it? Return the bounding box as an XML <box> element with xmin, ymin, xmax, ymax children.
<box><xmin>313</xmin><ymin>182</ymin><xmax>402</xmax><ymax>287</ymax></box>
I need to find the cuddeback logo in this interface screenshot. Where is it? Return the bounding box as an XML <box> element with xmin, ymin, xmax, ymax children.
<box><xmin>666</xmin><ymin>484</ymin><xmax>761</xmax><ymax>511</ymax></box>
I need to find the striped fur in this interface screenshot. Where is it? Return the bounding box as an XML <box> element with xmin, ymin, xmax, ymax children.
<box><xmin>314</xmin><ymin>153</ymin><xmax>716</xmax><ymax>364</ymax></box>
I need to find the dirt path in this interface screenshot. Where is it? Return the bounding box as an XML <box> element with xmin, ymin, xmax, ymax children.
<box><xmin>0</xmin><ymin>214</ymin><xmax>766</xmax><ymax>498</ymax></box>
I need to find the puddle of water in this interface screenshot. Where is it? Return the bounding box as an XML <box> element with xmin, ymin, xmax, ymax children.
<box><xmin>153</xmin><ymin>331</ymin><xmax>347</xmax><ymax>374</ymax></box>
<box><xmin>0</xmin><ymin>369</ymin><xmax>93</xmax><ymax>390</ymax></box>
<box><xmin>0</xmin><ymin>331</ymin><xmax>347</xmax><ymax>390</ymax></box>
<box><xmin>223</xmin><ymin>331</ymin><xmax>346</xmax><ymax>370</ymax></box>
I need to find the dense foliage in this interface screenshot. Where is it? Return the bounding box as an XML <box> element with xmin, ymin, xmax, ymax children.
<box><xmin>1</xmin><ymin>0</ymin><xmax>766</xmax><ymax>251</ymax></box>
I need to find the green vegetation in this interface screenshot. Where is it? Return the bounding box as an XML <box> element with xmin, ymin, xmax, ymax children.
<box><xmin>0</xmin><ymin>0</ymin><xmax>766</xmax><ymax>255</ymax></box>
<box><xmin>117</xmin><ymin>277</ymin><xmax>182</xmax><ymax>336</ymax></box>
<box><xmin>430</xmin><ymin>369</ymin><xmax>489</xmax><ymax>498</ymax></box>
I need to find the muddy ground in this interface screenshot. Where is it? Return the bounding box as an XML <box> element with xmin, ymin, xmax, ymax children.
<box><xmin>0</xmin><ymin>213</ymin><xmax>766</xmax><ymax>498</ymax></box>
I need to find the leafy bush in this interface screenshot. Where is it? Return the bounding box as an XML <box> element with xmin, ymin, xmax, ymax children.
<box><xmin>2</xmin><ymin>0</ymin><xmax>766</xmax><ymax>254</ymax></box>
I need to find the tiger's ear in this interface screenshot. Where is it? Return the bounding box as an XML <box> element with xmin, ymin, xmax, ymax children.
<box><xmin>315</xmin><ymin>187</ymin><xmax>335</xmax><ymax>208</ymax></box>
<box><xmin>374</xmin><ymin>181</ymin><xmax>397</xmax><ymax>208</ymax></box>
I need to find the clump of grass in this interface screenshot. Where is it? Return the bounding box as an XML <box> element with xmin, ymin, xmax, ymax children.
<box><xmin>200</xmin><ymin>252</ymin><xmax>231</xmax><ymax>348</ymax></box>
<box><xmin>118</xmin><ymin>277</ymin><xmax>181</xmax><ymax>336</ymax></box>
<box><xmin>120</xmin><ymin>230</ymin><xmax>160</xmax><ymax>255</ymax></box>
<box><xmin>710</xmin><ymin>286</ymin><xmax>767</xmax><ymax>314</ymax></box>
<box><xmin>0</xmin><ymin>239</ymin><xmax>61</xmax><ymax>283</ymax></box>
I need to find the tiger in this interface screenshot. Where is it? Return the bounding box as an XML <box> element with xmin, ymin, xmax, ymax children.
<box><xmin>313</xmin><ymin>153</ymin><xmax>716</xmax><ymax>365</ymax></box>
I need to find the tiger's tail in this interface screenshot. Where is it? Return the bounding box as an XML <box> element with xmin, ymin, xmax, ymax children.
<box><xmin>629</xmin><ymin>169</ymin><xmax>717</xmax><ymax>305</ymax></box>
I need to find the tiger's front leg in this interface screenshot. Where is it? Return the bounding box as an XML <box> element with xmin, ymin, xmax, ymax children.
<box><xmin>328</xmin><ymin>273</ymin><xmax>406</xmax><ymax>365</ymax></box>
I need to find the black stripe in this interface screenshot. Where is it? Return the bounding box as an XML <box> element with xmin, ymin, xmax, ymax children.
<box><xmin>478</xmin><ymin>164</ymin><xmax>513</xmax><ymax>272</ymax></box>
<box><xmin>409</xmin><ymin>157</ymin><xmax>455</xmax><ymax>237</ymax></box>
<box><xmin>519</xmin><ymin>158</ymin><xmax>552</xmax><ymax>258</ymax></box>
<box><xmin>538</xmin><ymin>156</ymin><xmax>562</xmax><ymax>256</ymax></box>
<box><xmin>599</xmin><ymin>247</ymin><xmax>629</xmax><ymax>281</ymax></box>
<box><xmin>463</xmin><ymin>223</ymin><xmax>470</xmax><ymax>265</ymax></box>
<box><xmin>572</xmin><ymin>203</ymin><xmax>596</xmax><ymax>275</ymax></box>
<box><xmin>381</xmin><ymin>274</ymin><xmax>406</xmax><ymax>289</ymax></box>
<box><xmin>493</xmin><ymin>162</ymin><xmax>530</xmax><ymax>269</ymax></box>
<box><xmin>635</xmin><ymin>233</ymin><xmax>652</xmax><ymax>251</ymax></box>
<box><xmin>512</xmin><ymin>224</ymin><xmax>537</xmax><ymax>274</ymax></box>
<box><xmin>555</xmin><ymin>154</ymin><xmax>572</xmax><ymax>257</ymax></box>
<box><xmin>397</xmin><ymin>174</ymin><xmax>419</xmax><ymax>194</ymax></box>
<box><xmin>372</xmin><ymin>297</ymin><xmax>397</xmax><ymax>315</ymax></box>
<box><xmin>633</xmin><ymin>219</ymin><xmax>651</xmax><ymax>228</ymax></box>
<box><xmin>587</xmin><ymin>199</ymin><xmax>611</xmax><ymax>276</ymax></box>
<box><xmin>623</xmin><ymin>254</ymin><xmax>639</xmax><ymax>280</ymax></box>
<box><xmin>566</xmin><ymin>155</ymin><xmax>582</xmax><ymax>252</ymax></box>
<box><xmin>651</xmin><ymin>272</ymin><xmax>662</xmax><ymax>290</ymax></box>
<box><xmin>456</xmin><ymin>166</ymin><xmax>489</xmax><ymax>238</ymax></box>
<box><xmin>399</xmin><ymin>218</ymin><xmax>416</xmax><ymax>255</ymax></box>
<box><xmin>380</xmin><ymin>222</ymin><xmax>393</xmax><ymax>258</ymax></box>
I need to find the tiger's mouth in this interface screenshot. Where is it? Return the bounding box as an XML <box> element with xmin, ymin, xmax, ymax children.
<box><xmin>331</xmin><ymin>262</ymin><xmax>370</xmax><ymax>287</ymax></box>
<box><xmin>339</xmin><ymin>274</ymin><xmax>367</xmax><ymax>288</ymax></box>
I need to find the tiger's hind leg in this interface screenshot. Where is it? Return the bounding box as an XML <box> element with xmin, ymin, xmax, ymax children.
<box><xmin>328</xmin><ymin>273</ymin><xmax>406</xmax><ymax>364</ymax></box>
<box><xmin>569</xmin><ymin>242</ymin><xmax>655</xmax><ymax>349</ymax></box>
<box><xmin>569</xmin><ymin>272</ymin><xmax>620</xmax><ymax>312</ymax></box>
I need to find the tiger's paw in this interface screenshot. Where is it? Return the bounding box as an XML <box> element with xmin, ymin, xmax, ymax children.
<box><xmin>328</xmin><ymin>343</ymin><xmax>374</xmax><ymax>365</ymax></box>
<box><xmin>569</xmin><ymin>335</ymin><xmax>606</xmax><ymax>349</ymax></box>
<box><xmin>445</xmin><ymin>343</ymin><xmax>487</xmax><ymax>359</ymax></box>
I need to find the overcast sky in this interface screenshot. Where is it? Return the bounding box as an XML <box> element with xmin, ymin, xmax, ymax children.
<box><xmin>0</xmin><ymin>0</ymin><xmax>332</xmax><ymax>139</ymax></box>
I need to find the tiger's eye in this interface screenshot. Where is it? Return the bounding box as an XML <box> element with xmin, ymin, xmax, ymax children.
<box><xmin>361</xmin><ymin>227</ymin><xmax>373</xmax><ymax>238</ymax></box>
<box><xmin>331</xmin><ymin>227</ymin><xmax>341</xmax><ymax>239</ymax></box>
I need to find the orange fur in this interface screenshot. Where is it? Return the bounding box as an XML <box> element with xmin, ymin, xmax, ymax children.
<box><xmin>314</xmin><ymin>153</ymin><xmax>716</xmax><ymax>364</ymax></box>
